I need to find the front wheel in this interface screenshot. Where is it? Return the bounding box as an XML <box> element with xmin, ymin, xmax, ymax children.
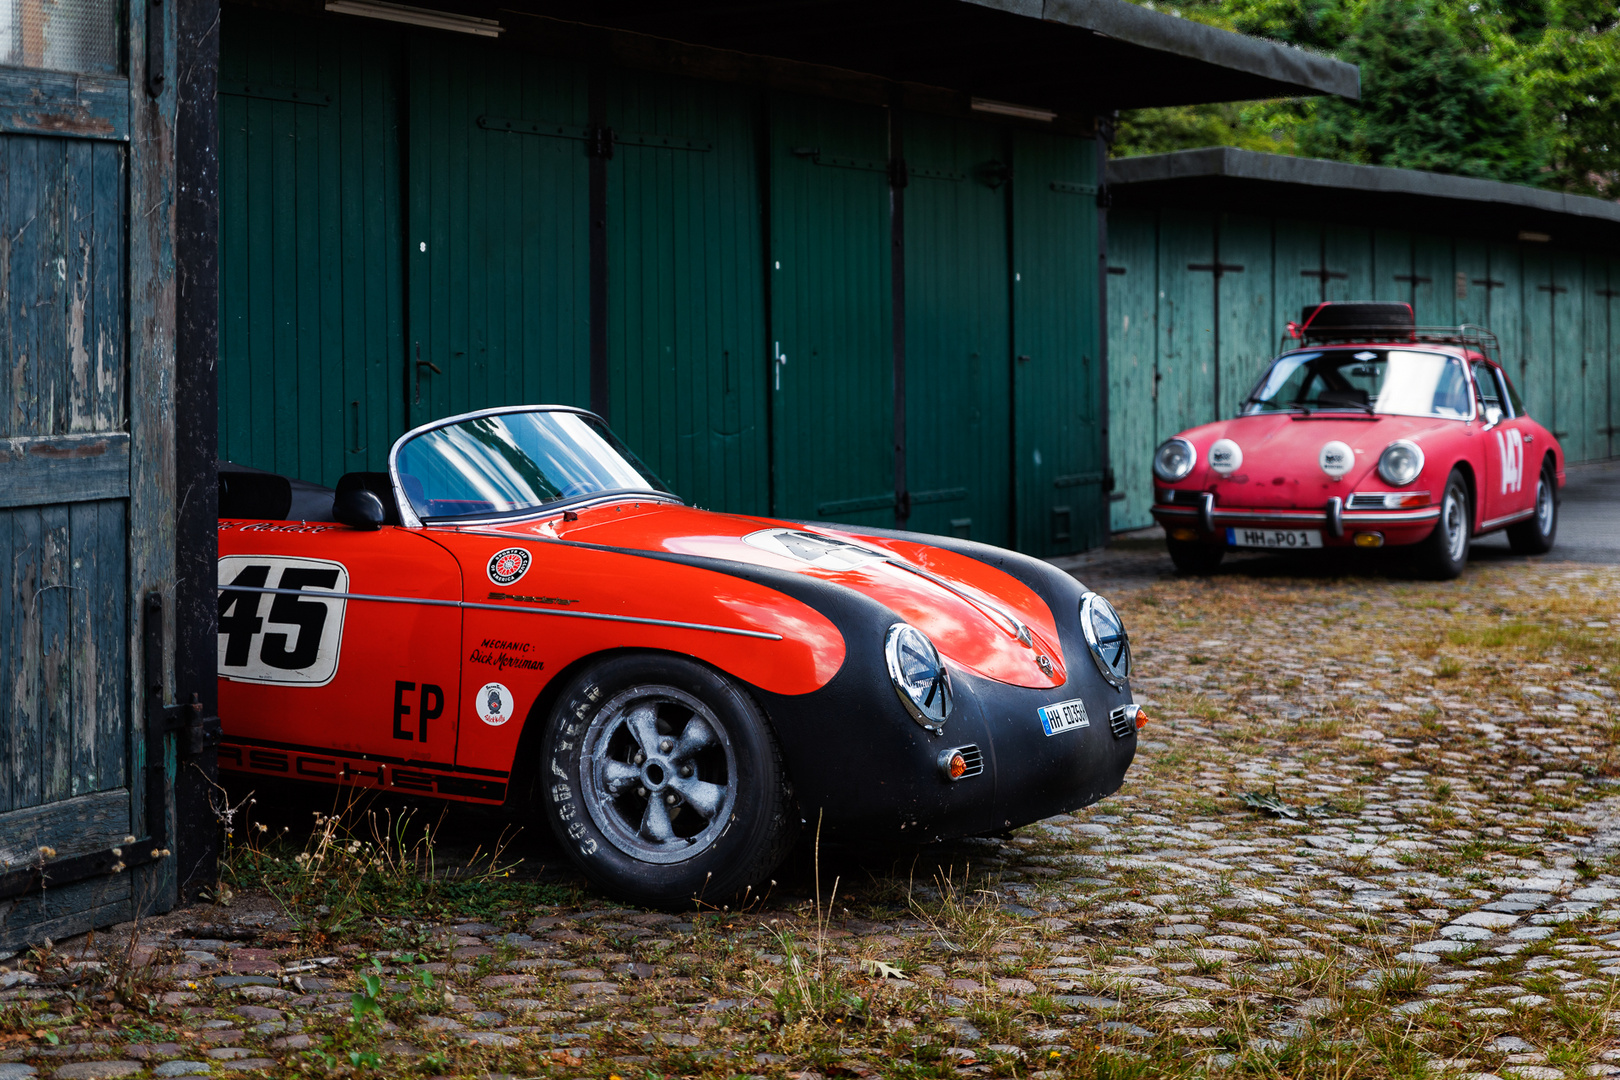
<box><xmin>1417</xmin><ymin>468</ymin><xmax>1471</xmax><ymax>580</ymax></box>
<box><xmin>539</xmin><ymin>653</ymin><xmax>796</xmax><ymax>907</ymax></box>
<box><xmin>1506</xmin><ymin>462</ymin><xmax>1557</xmax><ymax>554</ymax></box>
<box><xmin>1167</xmin><ymin>538</ymin><xmax>1225</xmax><ymax>574</ymax></box>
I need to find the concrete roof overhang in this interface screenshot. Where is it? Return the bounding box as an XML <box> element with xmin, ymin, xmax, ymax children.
<box><xmin>494</xmin><ymin>0</ymin><xmax>1358</xmax><ymax>111</ymax></box>
<box><xmin>1109</xmin><ymin>147</ymin><xmax>1620</xmax><ymax>249</ymax></box>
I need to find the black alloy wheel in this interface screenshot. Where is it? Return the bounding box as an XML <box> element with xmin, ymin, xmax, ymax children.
<box><xmin>1506</xmin><ymin>459</ymin><xmax>1558</xmax><ymax>555</ymax></box>
<box><xmin>539</xmin><ymin>653</ymin><xmax>796</xmax><ymax>907</ymax></box>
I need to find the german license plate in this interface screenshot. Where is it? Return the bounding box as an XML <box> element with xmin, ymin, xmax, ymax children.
<box><xmin>1225</xmin><ymin>527</ymin><xmax>1322</xmax><ymax>549</ymax></box>
<box><xmin>1038</xmin><ymin>698</ymin><xmax>1090</xmax><ymax>736</ymax></box>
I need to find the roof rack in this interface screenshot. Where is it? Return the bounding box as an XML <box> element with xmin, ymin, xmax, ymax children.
<box><xmin>1281</xmin><ymin>324</ymin><xmax>1501</xmax><ymax>364</ymax></box>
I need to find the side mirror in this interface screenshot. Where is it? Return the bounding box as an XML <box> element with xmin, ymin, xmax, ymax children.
<box><xmin>334</xmin><ymin>488</ymin><xmax>387</xmax><ymax>531</ymax></box>
<box><xmin>1483</xmin><ymin>405</ymin><xmax>1503</xmax><ymax>427</ymax></box>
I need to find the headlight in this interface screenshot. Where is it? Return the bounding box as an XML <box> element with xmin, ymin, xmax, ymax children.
<box><xmin>1377</xmin><ymin>440</ymin><xmax>1424</xmax><ymax>486</ymax></box>
<box><xmin>884</xmin><ymin>624</ymin><xmax>953</xmax><ymax>733</ymax></box>
<box><xmin>1153</xmin><ymin>438</ymin><xmax>1197</xmax><ymax>482</ymax></box>
<box><xmin>1080</xmin><ymin>592</ymin><xmax>1131</xmax><ymax>688</ymax></box>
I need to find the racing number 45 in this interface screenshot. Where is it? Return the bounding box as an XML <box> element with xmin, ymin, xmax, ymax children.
<box><xmin>217</xmin><ymin>556</ymin><xmax>350</xmax><ymax>686</ymax></box>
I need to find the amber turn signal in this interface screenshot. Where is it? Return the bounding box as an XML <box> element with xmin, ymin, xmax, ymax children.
<box><xmin>1353</xmin><ymin>532</ymin><xmax>1384</xmax><ymax>548</ymax></box>
<box><xmin>1170</xmin><ymin>527</ymin><xmax>1197</xmax><ymax>542</ymax></box>
<box><xmin>1135</xmin><ymin>708</ymin><xmax>1150</xmax><ymax>729</ymax></box>
<box><xmin>947</xmin><ymin>752</ymin><xmax>968</xmax><ymax>779</ymax></box>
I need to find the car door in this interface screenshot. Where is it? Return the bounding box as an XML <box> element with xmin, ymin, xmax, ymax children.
<box><xmin>1473</xmin><ymin>361</ymin><xmax>1532</xmax><ymax>524</ymax></box>
<box><xmin>217</xmin><ymin>525</ymin><xmax>463</xmax><ymax>785</ymax></box>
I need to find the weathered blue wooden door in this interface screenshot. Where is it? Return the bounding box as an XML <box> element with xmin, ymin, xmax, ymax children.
<box><xmin>1</xmin><ymin>0</ymin><xmax>177</xmax><ymax>947</ymax></box>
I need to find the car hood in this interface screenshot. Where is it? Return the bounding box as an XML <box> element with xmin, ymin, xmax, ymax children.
<box><xmin>1180</xmin><ymin>412</ymin><xmax>1457</xmax><ymax>507</ymax></box>
<box><xmin>458</xmin><ymin>502</ymin><xmax>1066</xmax><ymax>689</ymax></box>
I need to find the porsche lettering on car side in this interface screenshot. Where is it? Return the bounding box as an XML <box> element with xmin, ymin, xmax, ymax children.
<box><xmin>1150</xmin><ymin>302</ymin><xmax>1564</xmax><ymax>579</ymax></box>
<box><xmin>216</xmin><ymin>405</ymin><xmax>1143</xmax><ymax>906</ymax></box>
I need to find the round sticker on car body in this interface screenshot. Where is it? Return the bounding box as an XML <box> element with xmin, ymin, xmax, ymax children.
<box><xmin>1208</xmin><ymin>438</ymin><xmax>1243</xmax><ymax>475</ymax></box>
<box><xmin>477</xmin><ymin>682</ymin><xmax>515</xmax><ymax>726</ymax></box>
<box><xmin>488</xmin><ymin>547</ymin><xmax>531</xmax><ymax>586</ymax></box>
<box><xmin>1319</xmin><ymin>440</ymin><xmax>1355</xmax><ymax>478</ymax></box>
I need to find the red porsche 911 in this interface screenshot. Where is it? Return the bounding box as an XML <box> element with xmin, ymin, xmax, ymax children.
<box><xmin>1151</xmin><ymin>301</ymin><xmax>1563</xmax><ymax>579</ymax></box>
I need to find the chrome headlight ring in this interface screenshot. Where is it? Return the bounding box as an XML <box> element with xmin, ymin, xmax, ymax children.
<box><xmin>884</xmin><ymin>623</ymin><xmax>954</xmax><ymax>734</ymax></box>
<box><xmin>1080</xmin><ymin>592</ymin><xmax>1132</xmax><ymax>689</ymax></box>
<box><xmin>1153</xmin><ymin>437</ymin><xmax>1197</xmax><ymax>483</ymax></box>
<box><xmin>1377</xmin><ymin>440</ymin><xmax>1425</xmax><ymax>486</ymax></box>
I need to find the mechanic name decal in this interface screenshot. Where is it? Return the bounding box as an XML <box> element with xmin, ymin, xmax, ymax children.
<box><xmin>217</xmin><ymin>556</ymin><xmax>349</xmax><ymax>687</ymax></box>
<box><xmin>1495</xmin><ymin>427</ymin><xmax>1524</xmax><ymax>495</ymax></box>
<box><xmin>487</xmin><ymin>547</ymin><xmax>532</xmax><ymax>586</ymax></box>
<box><xmin>477</xmin><ymin>682</ymin><xmax>516</xmax><ymax>726</ymax></box>
<box><xmin>468</xmin><ymin>637</ymin><xmax>545</xmax><ymax>673</ymax></box>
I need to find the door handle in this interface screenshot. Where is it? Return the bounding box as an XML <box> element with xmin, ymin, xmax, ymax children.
<box><xmin>413</xmin><ymin>343</ymin><xmax>442</xmax><ymax>405</ymax></box>
<box><xmin>1523</xmin><ymin>433</ymin><xmax>1534</xmax><ymax>443</ymax></box>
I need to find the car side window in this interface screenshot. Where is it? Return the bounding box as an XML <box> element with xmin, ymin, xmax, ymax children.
<box><xmin>1472</xmin><ymin>361</ymin><xmax>1503</xmax><ymax>418</ymax></box>
<box><xmin>1498</xmin><ymin>367</ymin><xmax>1526</xmax><ymax>417</ymax></box>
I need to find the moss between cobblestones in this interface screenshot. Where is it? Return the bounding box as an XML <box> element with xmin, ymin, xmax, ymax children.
<box><xmin>3</xmin><ymin>561</ymin><xmax>1619</xmax><ymax>1079</ymax></box>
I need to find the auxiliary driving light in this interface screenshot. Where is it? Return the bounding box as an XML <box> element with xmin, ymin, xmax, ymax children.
<box><xmin>1353</xmin><ymin>532</ymin><xmax>1385</xmax><ymax>548</ymax></box>
<box><xmin>938</xmin><ymin>745</ymin><xmax>984</xmax><ymax>781</ymax></box>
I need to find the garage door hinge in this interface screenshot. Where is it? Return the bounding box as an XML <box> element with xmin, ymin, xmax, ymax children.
<box><xmin>160</xmin><ymin>695</ymin><xmax>223</xmax><ymax>759</ymax></box>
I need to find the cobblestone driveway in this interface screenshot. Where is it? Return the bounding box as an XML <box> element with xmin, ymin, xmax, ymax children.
<box><xmin>4</xmin><ymin>557</ymin><xmax>1619</xmax><ymax>1079</ymax></box>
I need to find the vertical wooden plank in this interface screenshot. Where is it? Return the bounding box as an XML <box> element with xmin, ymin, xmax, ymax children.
<box><xmin>67</xmin><ymin>501</ymin><xmax>96</xmax><ymax>795</ymax></box>
<box><xmin>1412</xmin><ymin>233</ymin><xmax>1451</xmax><ymax>327</ymax></box>
<box><xmin>0</xmin><ymin>510</ymin><xmax>12</xmax><ymax>813</ymax></box>
<box><xmin>1371</xmin><ymin>227</ymin><xmax>1412</xmax><ymax>306</ymax></box>
<box><xmin>96</xmin><ymin>499</ymin><xmax>126</xmax><ymax>793</ymax></box>
<box><xmin>38</xmin><ymin>138</ymin><xmax>70</xmax><ymax>438</ymax></box>
<box><xmin>128</xmin><ymin>0</ymin><xmax>180</xmax><ymax>914</ymax></box>
<box><xmin>901</xmin><ymin>110</ymin><xmax>1011</xmax><ymax>546</ymax></box>
<box><xmin>1521</xmin><ymin>245</ymin><xmax>1554</xmax><ymax>426</ymax></box>
<box><xmin>1554</xmin><ymin>251</ymin><xmax>1585</xmax><ymax>452</ymax></box>
<box><xmin>64</xmin><ymin>139</ymin><xmax>96</xmax><ymax>434</ymax></box>
<box><xmin>39</xmin><ymin>506</ymin><xmax>70</xmax><ymax>805</ymax></box>
<box><xmin>91</xmin><ymin>142</ymin><xmax>124</xmax><ymax>434</ymax></box>
<box><xmin>1106</xmin><ymin>209</ymin><xmax>1158</xmax><ymax>533</ymax></box>
<box><xmin>1609</xmin><ymin>258</ymin><xmax>1620</xmax><ymax>459</ymax></box>
<box><xmin>11</xmin><ymin>507</ymin><xmax>42</xmax><ymax>812</ymax></box>
<box><xmin>1583</xmin><ymin>254</ymin><xmax>1609</xmax><ymax>464</ymax></box>
<box><xmin>1216</xmin><ymin>213</ymin><xmax>1273</xmax><ymax>422</ymax></box>
<box><xmin>1453</xmin><ymin>238</ymin><xmax>1489</xmax><ymax>332</ymax></box>
<box><xmin>1324</xmin><ymin>223</ymin><xmax>1371</xmax><ymax>302</ymax></box>
<box><xmin>1153</xmin><ymin>207</ymin><xmax>1215</xmax><ymax>440</ymax></box>
<box><xmin>1488</xmin><ymin>243</ymin><xmax>1527</xmax><ymax>406</ymax></box>
<box><xmin>1273</xmin><ymin>218</ymin><xmax>1322</xmax><ymax>336</ymax></box>
<box><xmin>9</xmin><ymin>136</ymin><xmax>41</xmax><ymax>437</ymax></box>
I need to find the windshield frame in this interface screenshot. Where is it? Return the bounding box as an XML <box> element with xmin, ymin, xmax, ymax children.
<box><xmin>387</xmin><ymin>405</ymin><xmax>680</xmax><ymax>529</ymax></box>
<box><xmin>1243</xmin><ymin>346</ymin><xmax>1478</xmax><ymax>421</ymax></box>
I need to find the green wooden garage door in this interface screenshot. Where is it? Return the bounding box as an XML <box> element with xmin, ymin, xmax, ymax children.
<box><xmin>767</xmin><ymin>93</ymin><xmax>895</xmax><ymax>525</ymax></box>
<box><xmin>606</xmin><ymin>72</ymin><xmax>768</xmax><ymax>516</ymax></box>
<box><xmin>903</xmin><ymin>113</ymin><xmax>1012</xmax><ymax>547</ymax></box>
<box><xmin>219</xmin><ymin>12</ymin><xmax>407</xmax><ymax>486</ymax></box>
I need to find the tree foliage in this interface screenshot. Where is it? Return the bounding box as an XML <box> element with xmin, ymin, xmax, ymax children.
<box><xmin>1113</xmin><ymin>0</ymin><xmax>1620</xmax><ymax>197</ymax></box>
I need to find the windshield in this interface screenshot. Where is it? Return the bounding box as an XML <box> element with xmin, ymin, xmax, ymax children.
<box><xmin>1244</xmin><ymin>349</ymin><xmax>1474</xmax><ymax>420</ymax></box>
<box><xmin>393</xmin><ymin>409</ymin><xmax>672</xmax><ymax>521</ymax></box>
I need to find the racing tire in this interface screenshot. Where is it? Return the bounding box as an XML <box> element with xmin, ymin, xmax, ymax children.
<box><xmin>538</xmin><ymin>653</ymin><xmax>796</xmax><ymax>908</ymax></box>
<box><xmin>1418</xmin><ymin>468</ymin><xmax>1471</xmax><ymax>580</ymax></box>
<box><xmin>1167</xmin><ymin>539</ymin><xmax>1224</xmax><ymax>575</ymax></box>
<box><xmin>1506</xmin><ymin>460</ymin><xmax>1558</xmax><ymax>555</ymax></box>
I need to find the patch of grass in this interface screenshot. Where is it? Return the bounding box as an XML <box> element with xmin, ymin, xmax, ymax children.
<box><xmin>221</xmin><ymin>802</ymin><xmax>555</xmax><ymax>934</ymax></box>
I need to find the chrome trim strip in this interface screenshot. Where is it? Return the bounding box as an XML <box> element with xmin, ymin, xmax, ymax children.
<box><xmin>1479</xmin><ymin>507</ymin><xmax>1537</xmax><ymax>530</ymax></box>
<box><xmin>215</xmin><ymin>585</ymin><xmax>783</xmax><ymax>640</ymax></box>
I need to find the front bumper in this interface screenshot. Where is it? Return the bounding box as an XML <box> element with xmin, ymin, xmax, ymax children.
<box><xmin>747</xmin><ymin>542</ymin><xmax>1136</xmax><ymax>843</ymax></box>
<box><xmin>1152</xmin><ymin>496</ymin><xmax>1440</xmax><ymax>546</ymax></box>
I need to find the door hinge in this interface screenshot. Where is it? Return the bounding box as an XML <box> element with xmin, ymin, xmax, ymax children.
<box><xmin>586</xmin><ymin>125</ymin><xmax>615</xmax><ymax>159</ymax></box>
<box><xmin>162</xmin><ymin>694</ymin><xmax>223</xmax><ymax>759</ymax></box>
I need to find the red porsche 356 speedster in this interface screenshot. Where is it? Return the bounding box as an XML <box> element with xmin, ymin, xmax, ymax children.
<box><xmin>1151</xmin><ymin>301</ymin><xmax>1563</xmax><ymax>578</ymax></box>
